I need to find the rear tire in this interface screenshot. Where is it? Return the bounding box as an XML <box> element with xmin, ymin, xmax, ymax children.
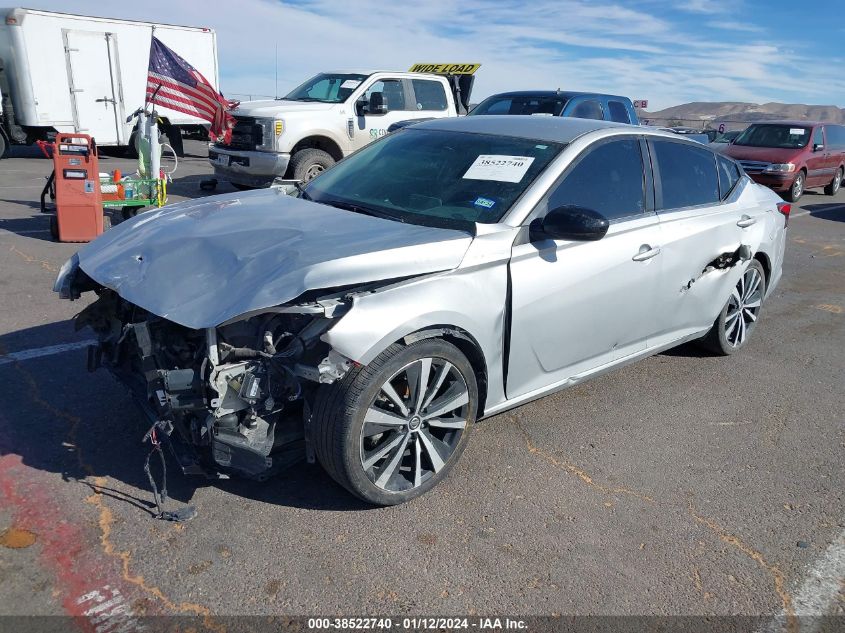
<box><xmin>698</xmin><ymin>259</ymin><xmax>766</xmax><ymax>356</ymax></box>
<box><xmin>824</xmin><ymin>167</ymin><xmax>842</xmax><ymax>196</ymax></box>
<box><xmin>313</xmin><ymin>339</ymin><xmax>477</xmax><ymax>506</ymax></box>
<box><xmin>49</xmin><ymin>215</ymin><xmax>58</xmax><ymax>241</ymax></box>
<box><xmin>784</xmin><ymin>171</ymin><xmax>805</xmax><ymax>202</ymax></box>
<box><xmin>289</xmin><ymin>148</ymin><xmax>335</xmax><ymax>183</ymax></box>
<box><xmin>0</xmin><ymin>130</ymin><xmax>8</xmax><ymax>159</ymax></box>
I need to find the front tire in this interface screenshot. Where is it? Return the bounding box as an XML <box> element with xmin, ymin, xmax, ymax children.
<box><xmin>313</xmin><ymin>339</ymin><xmax>478</xmax><ymax>506</ymax></box>
<box><xmin>824</xmin><ymin>167</ymin><xmax>842</xmax><ymax>196</ymax></box>
<box><xmin>698</xmin><ymin>259</ymin><xmax>766</xmax><ymax>355</ymax></box>
<box><xmin>784</xmin><ymin>170</ymin><xmax>805</xmax><ymax>202</ymax></box>
<box><xmin>289</xmin><ymin>148</ymin><xmax>335</xmax><ymax>183</ymax></box>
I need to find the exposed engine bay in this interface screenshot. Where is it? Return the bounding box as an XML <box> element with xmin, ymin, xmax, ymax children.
<box><xmin>76</xmin><ymin>286</ymin><xmax>353</xmax><ymax>480</ymax></box>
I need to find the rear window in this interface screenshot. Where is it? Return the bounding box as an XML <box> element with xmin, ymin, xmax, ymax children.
<box><xmin>470</xmin><ymin>95</ymin><xmax>566</xmax><ymax>116</ymax></box>
<box><xmin>733</xmin><ymin>124</ymin><xmax>811</xmax><ymax>149</ymax></box>
<box><xmin>607</xmin><ymin>101</ymin><xmax>631</xmax><ymax>124</ymax></box>
<box><xmin>652</xmin><ymin>140</ymin><xmax>720</xmax><ymax>210</ymax></box>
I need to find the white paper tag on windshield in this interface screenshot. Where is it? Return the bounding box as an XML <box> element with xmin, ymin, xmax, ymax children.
<box><xmin>463</xmin><ymin>155</ymin><xmax>535</xmax><ymax>183</ymax></box>
<box><xmin>789</xmin><ymin>128</ymin><xmax>804</xmax><ymax>135</ymax></box>
<box><xmin>341</xmin><ymin>79</ymin><xmax>362</xmax><ymax>89</ymax></box>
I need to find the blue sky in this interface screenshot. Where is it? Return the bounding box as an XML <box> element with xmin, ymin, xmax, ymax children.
<box><xmin>35</xmin><ymin>0</ymin><xmax>845</xmax><ymax>110</ymax></box>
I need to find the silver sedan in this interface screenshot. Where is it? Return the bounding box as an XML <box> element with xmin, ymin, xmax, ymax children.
<box><xmin>55</xmin><ymin>116</ymin><xmax>788</xmax><ymax>505</ymax></box>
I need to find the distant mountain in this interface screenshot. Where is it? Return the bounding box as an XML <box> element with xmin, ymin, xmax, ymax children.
<box><xmin>639</xmin><ymin>101</ymin><xmax>845</xmax><ymax>127</ymax></box>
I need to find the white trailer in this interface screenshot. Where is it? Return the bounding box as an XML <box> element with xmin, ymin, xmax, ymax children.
<box><xmin>0</xmin><ymin>8</ymin><xmax>219</xmax><ymax>157</ymax></box>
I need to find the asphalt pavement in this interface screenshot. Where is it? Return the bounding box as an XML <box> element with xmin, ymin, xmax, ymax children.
<box><xmin>0</xmin><ymin>141</ymin><xmax>842</xmax><ymax>631</ymax></box>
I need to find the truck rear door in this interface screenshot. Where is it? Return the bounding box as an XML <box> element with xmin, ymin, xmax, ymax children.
<box><xmin>63</xmin><ymin>30</ymin><xmax>124</xmax><ymax>145</ymax></box>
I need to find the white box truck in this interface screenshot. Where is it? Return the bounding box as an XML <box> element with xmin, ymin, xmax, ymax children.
<box><xmin>0</xmin><ymin>8</ymin><xmax>219</xmax><ymax>158</ymax></box>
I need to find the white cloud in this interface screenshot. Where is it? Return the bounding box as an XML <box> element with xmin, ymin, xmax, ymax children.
<box><xmin>24</xmin><ymin>0</ymin><xmax>845</xmax><ymax>110</ymax></box>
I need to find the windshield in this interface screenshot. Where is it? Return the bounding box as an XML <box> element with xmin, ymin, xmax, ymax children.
<box><xmin>304</xmin><ymin>128</ymin><xmax>563</xmax><ymax>228</ymax></box>
<box><xmin>733</xmin><ymin>124</ymin><xmax>811</xmax><ymax>149</ymax></box>
<box><xmin>470</xmin><ymin>95</ymin><xmax>567</xmax><ymax>116</ymax></box>
<box><xmin>283</xmin><ymin>73</ymin><xmax>368</xmax><ymax>103</ymax></box>
<box><xmin>715</xmin><ymin>130</ymin><xmax>740</xmax><ymax>142</ymax></box>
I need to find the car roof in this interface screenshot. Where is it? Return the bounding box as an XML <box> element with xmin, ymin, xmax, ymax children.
<box><xmin>410</xmin><ymin>115</ymin><xmax>632</xmax><ymax>144</ymax></box>
<box><xmin>481</xmin><ymin>90</ymin><xmax>631</xmax><ymax>101</ymax></box>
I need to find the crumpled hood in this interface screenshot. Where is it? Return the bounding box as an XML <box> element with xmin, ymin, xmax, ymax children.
<box><xmin>77</xmin><ymin>189</ymin><xmax>472</xmax><ymax>329</ymax></box>
<box><xmin>231</xmin><ymin>99</ymin><xmax>337</xmax><ymax>117</ymax></box>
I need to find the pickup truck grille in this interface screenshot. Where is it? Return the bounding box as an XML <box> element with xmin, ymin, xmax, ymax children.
<box><xmin>216</xmin><ymin>116</ymin><xmax>262</xmax><ymax>151</ymax></box>
<box><xmin>738</xmin><ymin>160</ymin><xmax>770</xmax><ymax>174</ymax></box>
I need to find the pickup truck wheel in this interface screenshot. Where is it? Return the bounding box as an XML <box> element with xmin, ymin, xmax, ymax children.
<box><xmin>289</xmin><ymin>148</ymin><xmax>334</xmax><ymax>182</ymax></box>
<box><xmin>698</xmin><ymin>260</ymin><xmax>766</xmax><ymax>356</ymax></box>
<box><xmin>784</xmin><ymin>171</ymin><xmax>805</xmax><ymax>202</ymax></box>
<box><xmin>824</xmin><ymin>167</ymin><xmax>842</xmax><ymax>196</ymax></box>
<box><xmin>313</xmin><ymin>339</ymin><xmax>477</xmax><ymax>506</ymax></box>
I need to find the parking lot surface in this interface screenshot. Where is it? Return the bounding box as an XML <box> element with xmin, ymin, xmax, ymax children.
<box><xmin>0</xmin><ymin>142</ymin><xmax>843</xmax><ymax>628</ymax></box>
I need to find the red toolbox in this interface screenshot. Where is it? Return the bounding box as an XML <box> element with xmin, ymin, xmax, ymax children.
<box><xmin>48</xmin><ymin>134</ymin><xmax>104</xmax><ymax>242</ymax></box>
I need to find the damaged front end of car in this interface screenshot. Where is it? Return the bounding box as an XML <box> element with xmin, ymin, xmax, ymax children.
<box><xmin>65</xmin><ymin>266</ymin><xmax>354</xmax><ymax>481</ymax></box>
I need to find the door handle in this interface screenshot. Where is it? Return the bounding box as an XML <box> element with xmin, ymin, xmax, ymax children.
<box><xmin>736</xmin><ymin>215</ymin><xmax>756</xmax><ymax>228</ymax></box>
<box><xmin>632</xmin><ymin>245</ymin><xmax>661</xmax><ymax>261</ymax></box>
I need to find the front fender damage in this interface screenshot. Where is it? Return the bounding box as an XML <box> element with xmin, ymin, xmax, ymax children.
<box><xmin>74</xmin><ymin>285</ymin><xmax>364</xmax><ymax>481</ymax></box>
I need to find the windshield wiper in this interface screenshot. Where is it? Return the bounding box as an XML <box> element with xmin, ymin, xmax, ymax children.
<box><xmin>321</xmin><ymin>199</ymin><xmax>405</xmax><ymax>223</ymax></box>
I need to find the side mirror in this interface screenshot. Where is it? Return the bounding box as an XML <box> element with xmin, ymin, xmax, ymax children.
<box><xmin>355</xmin><ymin>99</ymin><xmax>367</xmax><ymax>116</ymax></box>
<box><xmin>813</xmin><ymin>143</ymin><xmax>825</xmax><ymax>152</ymax></box>
<box><xmin>537</xmin><ymin>205</ymin><xmax>609</xmax><ymax>241</ymax></box>
<box><xmin>368</xmin><ymin>91</ymin><xmax>387</xmax><ymax>115</ymax></box>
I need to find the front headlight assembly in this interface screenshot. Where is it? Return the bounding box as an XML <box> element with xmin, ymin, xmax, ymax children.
<box><xmin>764</xmin><ymin>163</ymin><xmax>796</xmax><ymax>173</ymax></box>
<box><xmin>53</xmin><ymin>253</ymin><xmax>80</xmax><ymax>299</ymax></box>
<box><xmin>256</xmin><ymin>118</ymin><xmax>284</xmax><ymax>151</ymax></box>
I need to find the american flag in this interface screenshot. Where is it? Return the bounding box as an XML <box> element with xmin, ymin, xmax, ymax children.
<box><xmin>146</xmin><ymin>36</ymin><xmax>237</xmax><ymax>144</ymax></box>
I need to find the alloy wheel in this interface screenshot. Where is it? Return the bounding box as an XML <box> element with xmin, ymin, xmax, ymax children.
<box><xmin>834</xmin><ymin>170</ymin><xmax>842</xmax><ymax>194</ymax></box>
<box><xmin>792</xmin><ymin>173</ymin><xmax>804</xmax><ymax>199</ymax></box>
<box><xmin>360</xmin><ymin>357</ymin><xmax>470</xmax><ymax>492</ymax></box>
<box><xmin>725</xmin><ymin>266</ymin><xmax>763</xmax><ymax>348</ymax></box>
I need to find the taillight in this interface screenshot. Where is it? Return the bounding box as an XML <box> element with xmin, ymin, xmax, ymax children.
<box><xmin>777</xmin><ymin>202</ymin><xmax>791</xmax><ymax>226</ymax></box>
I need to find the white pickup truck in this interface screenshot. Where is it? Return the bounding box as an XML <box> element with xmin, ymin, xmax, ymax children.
<box><xmin>209</xmin><ymin>64</ymin><xmax>478</xmax><ymax>188</ymax></box>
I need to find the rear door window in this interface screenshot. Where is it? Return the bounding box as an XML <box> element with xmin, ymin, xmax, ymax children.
<box><xmin>569</xmin><ymin>99</ymin><xmax>604</xmax><ymax>120</ymax></box>
<box><xmin>651</xmin><ymin>140</ymin><xmax>720</xmax><ymax>210</ymax></box>
<box><xmin>411</xmin><ymin>79</ymin><xmax>448</xmax><ymax>111</ymax></box>
<box><xmin>607</xmin><ymin>101</ymin><xmax>631</xmax><ymax>124</ymax></box>
<box><xmin>546</xmin><ymin>138</ymin><xmax>645</xmax><ymax>221</ymax></box>
<box><xmin>471</xmin><ymin>95</ymin><xmax>565</xmax><ymax>116</ymax></box>
<box><xmin>717</xmin><ymin>156</ymin><xmax>741</xmax><ymax>199</ymax></box>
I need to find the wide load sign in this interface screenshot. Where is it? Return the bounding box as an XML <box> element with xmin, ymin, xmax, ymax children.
<box><xmin>408</xmin><ymin>63</ymin><xmax>481</xmax><ymax>75</ymax></box>
<box><xmin>408</xmin><ymin>63</ymin><xmax>481</xmax><ymax>115</ymax></box>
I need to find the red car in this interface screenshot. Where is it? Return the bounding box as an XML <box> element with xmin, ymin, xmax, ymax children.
<box><xmin>724</xmin><ymin>121</ymin><xmax>845</xmax><ymax>201</ymax></box>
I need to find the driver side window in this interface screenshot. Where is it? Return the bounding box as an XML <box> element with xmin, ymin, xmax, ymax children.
<box><xmin>545</xmin><ymin>138</ymin><xmax>646</xmax><ymax>221</ymax></box>
<box><xmin>364</xmin><ymin>79</ymin><xmax>407</xmax><ymax>112</ymax></box>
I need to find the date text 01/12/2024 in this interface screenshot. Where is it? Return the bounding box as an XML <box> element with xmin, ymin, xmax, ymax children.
<box><xmin>306</xmin><ymin>617</ymin><xmax>528</xmax><ymax>630</ymax></box>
